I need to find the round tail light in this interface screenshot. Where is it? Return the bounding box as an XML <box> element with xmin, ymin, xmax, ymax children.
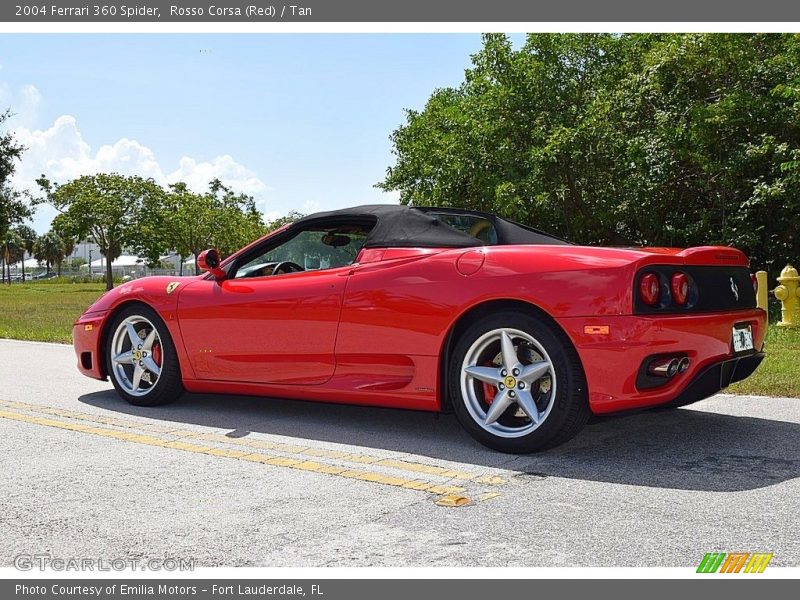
<box><xmin>671</xmin><ymin>272</ymin><xmax>689</xmax><ymax>305</ymax></box>
<box><xmin>639</xmin><ymin>273</ymin><xmax>660</xmax><ymax>305</ymax></box>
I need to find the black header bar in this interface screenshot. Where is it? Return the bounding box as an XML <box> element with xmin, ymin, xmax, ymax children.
<box><xmin>4</xmin><ymin>0</ymin><xmax>800</xmax><ymax>22</ymax></box>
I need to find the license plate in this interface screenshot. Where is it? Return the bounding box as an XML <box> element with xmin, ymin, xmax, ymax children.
<box><xmin>732</xmin><ymin>325</ymin><xmax>754</xmax><ymax>353</ymax></box>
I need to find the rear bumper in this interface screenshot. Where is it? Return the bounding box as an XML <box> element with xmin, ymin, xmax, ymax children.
<box><xmin>666</xmin><ymin>351</ymin><xmax>765</xmax><ymax>408</ymax></box>
<box><xmin>559</xmin><ymin>308</ymin><xmax>767</xmax><ymax>413</ymax></box>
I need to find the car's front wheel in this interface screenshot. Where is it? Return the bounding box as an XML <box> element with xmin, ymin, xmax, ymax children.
<box><xmin>449</xmin><ymin>311</ymin><xmax>590</xmax><ymax>453</ymax></box>
<box><xmin>106</xmin><ymin>304</ymin><xmax>183</xmax><ymax>407</ymax></box>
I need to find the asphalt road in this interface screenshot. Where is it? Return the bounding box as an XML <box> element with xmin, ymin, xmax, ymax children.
<box><xmin>0</xmin><ymin>338</ymin><xmax>798</xmax><ymax>568</ymax></box>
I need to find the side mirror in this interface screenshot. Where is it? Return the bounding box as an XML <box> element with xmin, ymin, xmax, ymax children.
<box><xmin>197</xmin><ymin>248</ymin><xmax>226</xmax><ymax>280</ymax></box>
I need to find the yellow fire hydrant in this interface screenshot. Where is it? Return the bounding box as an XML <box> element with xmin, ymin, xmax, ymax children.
<box><xmin>774</xmin><ymin>264</ymin><xmax>800</xmax><ymax>327</ymax></box>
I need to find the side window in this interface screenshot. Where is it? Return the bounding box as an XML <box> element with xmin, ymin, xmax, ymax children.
<box><xmin>235</xmin><ymin>227</ymin><xmax>370</xmax><ymax>278</ymax></box>
<box><xmin>429</xmin><ymin>213</ymin><xmax>498</xmax><ymax>244</ymax></box>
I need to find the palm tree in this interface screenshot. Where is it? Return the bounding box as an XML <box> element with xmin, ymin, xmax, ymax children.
<box><xmin>58</xmin><ymin>235</ymin><xmax>75</xmax><ymax>277</ymax></box>
<box><xmin>52</xmin><ymin>214</ymin><xmax>75</xmax><ymax>277</ymax></box>
<box><xmin>1</xmin><ymin>230</ymin><xmax>22</xmax><ymax>284</ymax></box>
<box><xmin>14</xmin><ymin>224</ymin><xmax>36</xmax><ymax>282</ymax></box>
<box><xmin>33</xmin><ymin>231</ymin><xmax>64</xmax><ymax>276</ymax></box>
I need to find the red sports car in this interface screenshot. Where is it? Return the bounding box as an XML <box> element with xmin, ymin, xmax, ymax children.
<box><xmin>72</xmin><ymin>205</ymin><xmax>766</xmax><ymax>452</ymax></box>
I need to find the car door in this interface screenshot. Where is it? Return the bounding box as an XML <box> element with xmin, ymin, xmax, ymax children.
<box><xmin>177</xmin><ymin>267</ymin><xmax>349</xmax><ymax>385</ymax></box>
<box><xmin>176</xmin><ymin>226</ymin><xmax>369</xmax><ymax>385</ymax></box>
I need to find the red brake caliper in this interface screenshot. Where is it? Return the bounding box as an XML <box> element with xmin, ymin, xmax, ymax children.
<box><xmin>152</xmin><ymin>343</ymin><xmax>162</xmax><ymax>366</ymax></box>
<box><xmin>482</xmin><ymin>361</ymin><xmax>496</xmax><ymax>405</ymax></box>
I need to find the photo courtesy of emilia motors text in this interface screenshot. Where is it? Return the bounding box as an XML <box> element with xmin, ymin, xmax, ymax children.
<box><xmin>0</xmin><ymin>0</ymin><xmax>799</xmax><ymax>597</ymax></box>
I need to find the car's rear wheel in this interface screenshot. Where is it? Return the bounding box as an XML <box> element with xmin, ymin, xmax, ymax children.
<box><xmin>449</xmin><ymin>311</ymin><xmax>590</xmax><ymax>453</ymax></box>
<box><xmin>106</xmin><ymin>304</ymin><xmax>183</xmax><ymax>407</ymax></box>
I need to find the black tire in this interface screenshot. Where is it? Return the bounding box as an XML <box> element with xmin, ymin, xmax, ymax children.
<box><xmin>105</xmin><ymin>304</ymin><xmax>184</xmax><ymax>407</ymax></box>
<box><xmin>449</xmin><ymin>311</ymin><xmax>590</xmax><ymax>453</ymax></box>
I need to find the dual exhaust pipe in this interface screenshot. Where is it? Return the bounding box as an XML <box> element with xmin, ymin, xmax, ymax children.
<box><xmin>648</xmin><ymin>356</ymin><xmax>690</xmax><ymax>378</ymax></box>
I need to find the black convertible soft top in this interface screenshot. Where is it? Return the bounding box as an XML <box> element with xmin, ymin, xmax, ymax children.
<box><xmin>293</xmin><ymin>204</ymin><xmax>570</xmax><ymax>249</ymax></box>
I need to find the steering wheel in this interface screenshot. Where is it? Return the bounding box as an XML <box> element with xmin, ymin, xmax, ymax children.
<box><xmin>271</xmin><ymin>261</ymin><xmax>305</xmax><ymax>276</ymax></box>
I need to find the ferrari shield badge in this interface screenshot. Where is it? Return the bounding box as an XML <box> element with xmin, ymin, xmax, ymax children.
<box><xmin>166</xmin><ymin>282</ymin><xmax>181</xmax><ymax>295</ymax></box>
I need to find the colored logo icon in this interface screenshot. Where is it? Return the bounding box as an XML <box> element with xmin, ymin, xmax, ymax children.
<box><xmin>697</xmin><ymin>552</ymin><xmax>773</xmax><ymax>573</ymax></box>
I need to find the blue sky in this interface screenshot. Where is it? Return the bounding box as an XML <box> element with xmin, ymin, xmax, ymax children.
<box><xmin>0</xmin><ymin>34</ymin><xmax>521</xmax><ymax>232</ymax></box>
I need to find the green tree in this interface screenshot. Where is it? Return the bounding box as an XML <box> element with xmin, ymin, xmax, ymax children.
<box><xmin>207</xmin><ymin>179</ymin><xmax>266</xmax><ymax>256</ymax></box>
<box><xmin>221</xmin><ymin>209</ymin><xmax>266</xmax><ymax>258</ymax></box>
<box><xmin>0</xmin><ymin>109</ymin><xmax>24</xmax><ymax>189</ymax></box>
<box><xmin>14</xmin><ymin>224</ymin><xmax>36</xmax><ymax>282</ymax></box>
<box><xmin>162</xmin><ymin>180</ymin><xmax>265</xmax><ymax>275</ymax></box>
<box><xmin>0</xmin><ymin>185</ymin><xmax>32</xmax><ymax>247</ymax></box>
<box><xmin>613</xmin><ymin>34</ymin><xmax>800</xmax><ymax>275</ymax></box>
<box><xmin>161</xmin><ymin>182</ymin><xmax>214</xmax><ymax>275</ymax></box>
<box><xmin>51</xmin><ymin>213</ymin><xmax>76</xmax><ymax>275</ymax></box>
<box><xmin>129</xmin><ymin>184</ymin><xmax>169</xmax><ymax>269</ymax></box>
<box><xmin>380</xmin><ymin>33</ymin><xmax>800</xmax><ymax>278</ymax></box>
<box><xmin>38</xmin><ymin>174</ymin><xmax>166</xmax><ymax>290</ymax></box>
<box><xmin>33</xmin><ymin>231</ymin><xmax>64</xmax><ymax>276</ymax></box>
<box><xmin>380</xmin><ymin>33</ymin><xmax>628</xmax><ymax>242</ymax></box>
<box><xmin>0</xmin><ymin>110</ymin><xmax>30</xmax><ymax>277</ymax></box>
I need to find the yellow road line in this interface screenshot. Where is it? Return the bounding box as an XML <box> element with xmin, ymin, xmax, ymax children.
<box><xmin>0</xmin><ymin>398</ymin><xmax>508</xmax><ymax>486</ymax></box>
<box><xmin>476</xmin><ymin>491</ymin><xmax>503</xmax><ymax>502</ymax></box>
<box><xmin>0</xmin><ymin>406</ymin><xmax>485</xmax><ymax>499</ymax></box>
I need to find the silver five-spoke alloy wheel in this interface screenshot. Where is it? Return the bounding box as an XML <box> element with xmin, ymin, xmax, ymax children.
<box><xmin>109</xmin><ymin>315</ymin><xmax>163</xmax><ymax>397</ymax></box>
<box><xmin>460</xmin><ymin>328</ymin><xmax>556</xmax><ymax>438</ymax></box>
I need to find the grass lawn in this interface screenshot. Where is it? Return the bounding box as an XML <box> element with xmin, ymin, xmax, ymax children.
<box><xmin>1</xmin><ymin>282</ymin><xmax>798</xmax><ymax>397</ymax></box>
<box><xmin>0</xmin><ymin>282</ymin><xmax>106</xmax><ymax>343</ymax></box>
<box><xmin>729</xmin><ymin>326</ymin><xmax>800</xmax><ymax>398</ymax></box>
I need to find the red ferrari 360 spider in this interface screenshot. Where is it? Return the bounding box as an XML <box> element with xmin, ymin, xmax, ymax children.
<box><xmin>73</xmin><ymin>205</ymin><xmax>766</xmax><ymax>452</ymax></box>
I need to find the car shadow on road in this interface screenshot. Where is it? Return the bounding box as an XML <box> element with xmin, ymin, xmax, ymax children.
<box><xmin>78</xmin><ymin>390</ymin><xmax>800</xmax><ymax>493</ymax></box>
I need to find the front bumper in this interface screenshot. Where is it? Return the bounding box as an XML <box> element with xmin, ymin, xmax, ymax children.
<box><xmin>72</xmin><ymin>310</ymin><xmax>109</xmax><ymax>380</ymax></box>
<box><xmin>559</xmin><ymin>308</ymin><xmax>767</xmax><ymax>413</ymax></box>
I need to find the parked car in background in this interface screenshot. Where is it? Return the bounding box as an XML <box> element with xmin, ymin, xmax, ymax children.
<box><xmin>31</xmin><ymin>272</ymin><xmax>58</xmax><ymax>280</ymax></box>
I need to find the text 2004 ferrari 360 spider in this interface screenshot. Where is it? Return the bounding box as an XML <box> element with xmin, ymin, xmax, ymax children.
<box><xmin>73</xmin><ymin>205</ymin><xmax>766</xmax><ymax>452</ymax></box>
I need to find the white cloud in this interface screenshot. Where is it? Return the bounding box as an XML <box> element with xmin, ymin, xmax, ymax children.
<box><xmin>9</xmin><ymin>112</ymin><xmax>269</xmax><ymax>232</ymax></box>
<box><xmin>167</xmin><ymin>155</ymin><xmax>268</xmax><ymax>197</ymax></box>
